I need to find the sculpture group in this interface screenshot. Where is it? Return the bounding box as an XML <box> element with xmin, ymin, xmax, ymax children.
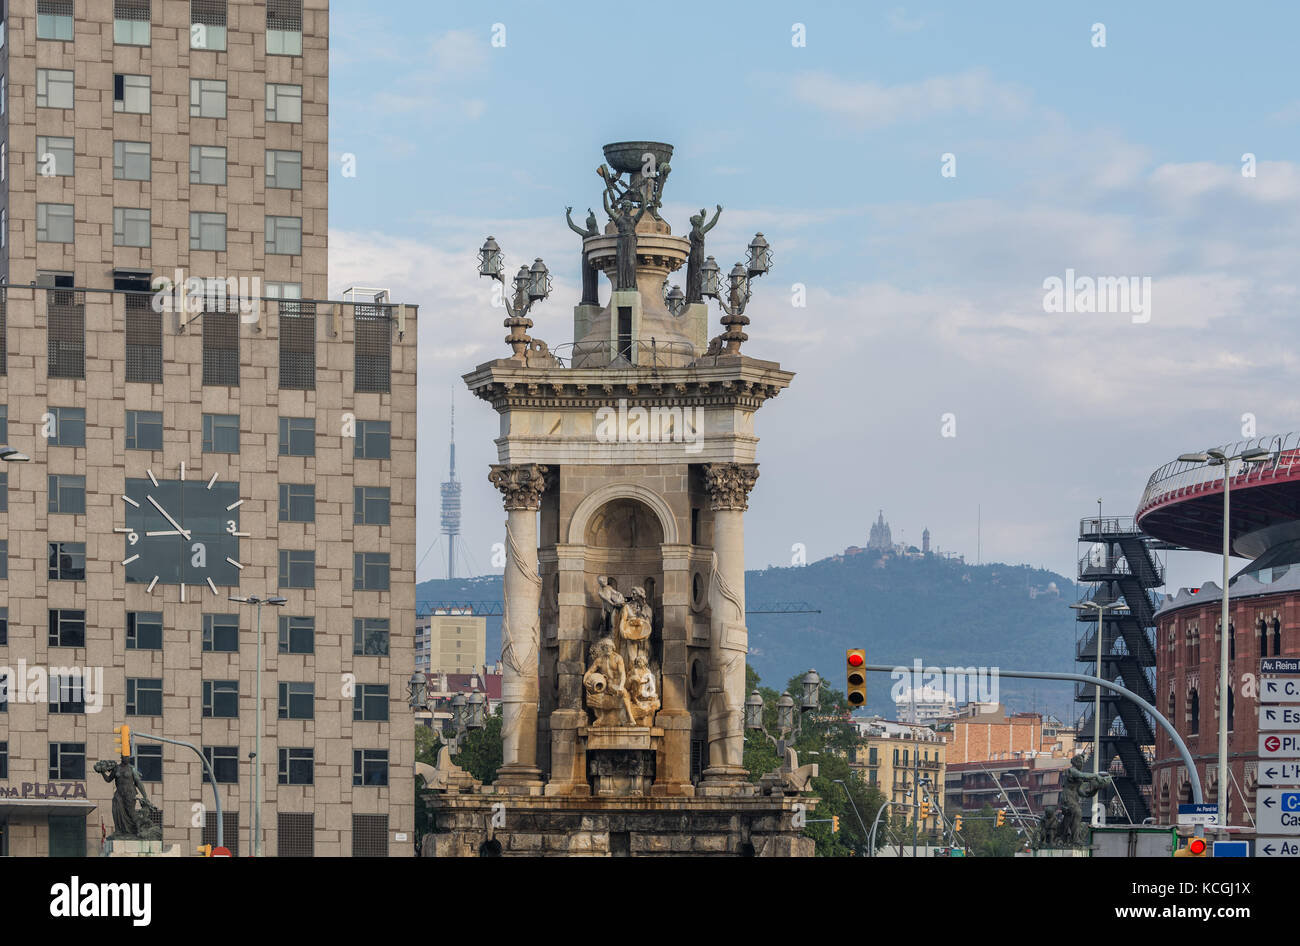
<box><xmin>1035</xmin><ymin>754</ymin><xmax>1114</xmax><ymax>848</ymax></box>
<box><xmin>94</xmin><ymin>756</ymin><xmax>162</xmax><ymax>842</ymax></box>
<box><xmin>584</xmin><ymin>577</ymin><xmax>660</xmax><ymax>728</ymax></box>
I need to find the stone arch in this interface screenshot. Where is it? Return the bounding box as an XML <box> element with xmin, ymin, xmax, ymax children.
<box><xmin>567</xmin><ymin>481</ymin><xmax>679</xmax><ymax>546</ymax></box>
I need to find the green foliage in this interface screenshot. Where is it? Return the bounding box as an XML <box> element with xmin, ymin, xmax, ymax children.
<box><xmin>415</xmin><ymin>724</ymin><xmax>441</xmax><ymax>767</ymax></box>
<box><xmin>956</xmin><ymin>803</ymin><xmax>1028</xmax><ymax>857</ymax></box>
<box><xmin>456</xmin><ymin>708</ymin><xmax>504</xmax><ymax>784</ymax></box>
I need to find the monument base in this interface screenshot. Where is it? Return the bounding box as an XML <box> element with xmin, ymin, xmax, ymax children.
<box><xmin>103</xmin><ymin>839</ymin><xmax>183</xmax><ymax>857</ymax></box>
<box><xmin>422</xmin><ymin>793</ymin><xmax>816</xmax><ymax>857</ymax></box>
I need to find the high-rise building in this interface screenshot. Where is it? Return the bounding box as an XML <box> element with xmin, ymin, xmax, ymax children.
<box><xmin>415</xmin><ymin>608</ymin><xmax>485</xmax><ymax>675</ymax></box>
<box><xmin>0</xmin><ymin>0</ymin><xmax>417</xmax><ymax>858</ymax></box>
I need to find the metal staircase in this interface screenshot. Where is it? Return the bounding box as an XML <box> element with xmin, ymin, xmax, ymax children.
<box><xmin>1075</xmin><ymin>517</ymin><xmax>1163</xmax><ymax>823</ymax></box>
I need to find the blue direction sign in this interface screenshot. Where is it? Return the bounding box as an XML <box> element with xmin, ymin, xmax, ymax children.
<box><xmin>1260</xmin><ymin>677</ymin><xmax>1300</xmax><ymax>704</ymax></box>
<box><xmin>1258</xmin><ymin>838</ymin><xmax>1300</xmax><ymax>858</ymax></box>
<box><xmin>1256</xmin><ymin>790</ymin><xmax>1300</xmax><ymax>834</ymax></box>
<box><xmin>1260</xmin><ymin>762</ymin><xmax>1300</xmax><ymax>786</ymax></box>
<box><xmin>1212</xmin><ymin>841</ymin><xmax>1250</xmax><ymax>858</ymax></box>
<box><xmin>1261</xmin><ymin>706</ymin><xmax>1300</xmax><ymax>731</ymax></box>
<box><xmin>1178</xmin><ymin>803</ymin><xmax>1219</xmax><ymax>827</ymax></box>
<box><xmin>1262</xmin><ymin>658</ymin><xmax>1300</xmax><ymax>674</ymax></box>
<box><xmin>1260</xmin><ymin>733</ymin><xmax>1300</xmax><ymax>758</ymax></box>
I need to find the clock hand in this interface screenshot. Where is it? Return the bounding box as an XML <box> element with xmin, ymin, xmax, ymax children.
<box><xmin>147</xmin><ymin>495</ymin><xmax>191</xmax><ymax>540</ymax></box>
<box><xmin>145</xmin><ymin>530</ymin><xmax>183</xmax><ymax>537</ymax></box>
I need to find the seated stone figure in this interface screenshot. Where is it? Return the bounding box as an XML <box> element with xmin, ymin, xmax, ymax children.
<box><xmin>583</xmin><ymin>637</ymin><xmax>633</xmax><ymax>727</ymax></box>
<box><xmin>626</xmin><ymin>655</ymin><xmax>660</xmax><ymax>727</ymax></box>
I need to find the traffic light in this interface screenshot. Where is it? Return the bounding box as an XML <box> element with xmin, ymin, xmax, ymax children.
<box><xmin>995</xmin><ymin>809</ymin><xmax>1006</xmax><ymax>827</ymax></box>
<box><xmin>1175</xmin><ymin>837</ymin><xmax>1208</xmax><ymax>857</ymax></box>
<box><xmin>919</xmin><ymin>801</ymin><xmax>931</xmax><ymax>819</ymax></box>
<box><xmin>196</xmin><ymin>844</ymin><xmax>213</xmax><ymax>857</ymax></box>
<box><xmin>953</xmin><ymin>815</ymin><xmax>963</xmax><ymax>832</ymax></box>
<box><xmin>831</xmin><ymin>815</ymin><xmax>840</xmax><ymax>833</ymax></box>
<box><xmin>846</xmin><ymin>649</ymin><xmax>866</xmax><ymax>707</ymax></box>
<box><xmin>113</xmin><ymin>724</ymin><xmax>132</xmax><ymax>758</ymax></box>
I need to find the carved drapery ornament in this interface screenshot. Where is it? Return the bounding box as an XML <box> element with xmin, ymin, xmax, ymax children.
<box><xmin>489</xmin><ymin>463</ymin><xmax>549</xmax><ymax>510</ymax></box>
<box><xmin>703</xmin><ymin>462</ymin><xmax>759</xmax><ymax>511</ymax></box>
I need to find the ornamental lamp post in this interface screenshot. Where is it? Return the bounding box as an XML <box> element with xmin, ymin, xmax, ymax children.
<box><xmin>228</xmin><ymin>593</ymin><xmax>286</xmax><ymax>857</ymax></box>
<box><xmin>466</xmin><ymin>690</ymin><xmax>487</xmax><ymax>730</ymax></box>
<box><xmin>801</xmin><ymin>669</ymin><xmax>822</xmax><ymax>711</ymax></box>
<box><xmin>407</xmin><ymin>671</ymin><xmax>428</xmax><ymax>710</ymax></box>
<box><xmin>477</xmin><ymin>236</ymin><xmax>503</xmax><ymax>278</ymax></box>
<box><xmin>745</xmin><ymin>690</ymin><xmax>765</xmax><ymax>731</ymax></box>
<box><xmin>528</xmin><ymin>258</ymin><xmax>552</xmax><ymax>301</ymax></box>
<box><xmin>746</xmin><ymin>232</ymin><xmax>772</xmax><ymax>277</ymax></box>
<box><xmin>699</xmin><ymin>256</ymin><xmax>722</xmax><ymax>299</ymax></box>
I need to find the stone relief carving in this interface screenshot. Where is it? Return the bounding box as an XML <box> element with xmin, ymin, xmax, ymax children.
<box><xmin>703</xmin><ymin>462</ymin><xmax>760</xmax><ymax>511</ymax></box>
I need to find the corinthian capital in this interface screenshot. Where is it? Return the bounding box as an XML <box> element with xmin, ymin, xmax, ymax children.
<box><xmin>703</xmin><ymin>462</ymin><xmax>759</xmax><ymax>511</ymax></box>
<box><xmin>489</xmin><ymin>463</ymin><xmax>549</xmax><ymax>510</ymax></box>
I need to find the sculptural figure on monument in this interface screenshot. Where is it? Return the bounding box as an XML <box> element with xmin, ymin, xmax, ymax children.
<box><xmin>94</xmin><ymin>756</ymin><xmax>162</xmax><ymax>841</ymax></box>
<box><xmin>686</xmin><ymin>205</ymin><xmax>722</xmax><ymax>304</ymax></box>
<box><xmin>597</xmin><ymin>575</ymin><xmax>625</xmax><ymax>637</ymax></box>
<box><xmin>584</xmin><ymin>637</ymin><xmax>634</xmax><ymax>727</ymax></box>
<box><xmin>627</xmin><ymin>655</ymin><xmax>661</xmax><ymax>727</ymax></box>
<box><xmin>616</xmin><ymin>586</ymin><xmax>654</xmax><ymax>668</ymax></box>
<box><xmin>565</xmin><ymin>206</ymin><xmax>601</xmax><ymax>306</ymax></box>
<box><xmin>603</xmin><ymin>190</ymin><xmax>648</xmax><ymax>292</ymax></box>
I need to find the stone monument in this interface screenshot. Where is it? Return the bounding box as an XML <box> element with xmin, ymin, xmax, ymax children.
<box><xmin>424</xmin><ymin>140</ymin><xmax>809</xmax><ymax>856</ymax></box>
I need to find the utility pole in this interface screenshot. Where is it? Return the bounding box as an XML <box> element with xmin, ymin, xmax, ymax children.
<box><xmin>912</xmin><ymin>740</ymin><xmax>921</xmax><ymax>857</ymax></box>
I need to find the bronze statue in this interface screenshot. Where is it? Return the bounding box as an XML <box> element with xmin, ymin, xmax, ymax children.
<box><xmin>603</xmin><ymin>191</ymin><xmax>647</xmax><ymax>292</ymax></box>
<box><xmin>1036</xmin><ymin>754</ymin><xmax>1114</xmax><ymax>847</ymax></box>
<box><xmin>95</xmin><ymin>757</ymin><xmax>162</xmax><ymax>841</ymax></box>
<box><xmin>565</xmin><ymin>206</ymin><xmax>600</xmax><ymax>306</ymax></box>
<box><xmin>685</xmin><ymin>205</ymin><xmax>722</xmax><ymax>303</ymax></box>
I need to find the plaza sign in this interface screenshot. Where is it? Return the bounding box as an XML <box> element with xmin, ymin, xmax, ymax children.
<box><xmin>1260</xmin><ymin>734</ymin><xmax>1300</xmax><ymax>758</ymax></box>
<box><xmin>1259</xmin><ymin>763</ymin><xmax>1300</xmax><ymax>786</ymax></box>
<box><xmin>1255</xmin><ymin>790</ymin><xmax>1300</xmax><ymax>835</ymax></box>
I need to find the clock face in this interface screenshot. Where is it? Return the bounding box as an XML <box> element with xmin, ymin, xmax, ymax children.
<box><xmin>119</xmin><ymin>465</ymin><xmax>244</xmax><ymax>598</ymax></box>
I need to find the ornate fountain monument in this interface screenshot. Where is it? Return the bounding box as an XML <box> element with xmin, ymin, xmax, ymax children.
<box><xmin>423</xmin><ymin>141</ymin><xmax>811</xmax><ymax>856</ymax></box>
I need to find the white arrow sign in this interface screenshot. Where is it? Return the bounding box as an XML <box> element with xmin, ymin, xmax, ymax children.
<box><xmin>1257</xmin><ymin>838</ymin><xmax>1300</xmax><ymax>858</ymax></box>
<box><xmin>1262</xmin><ymin>706</ymin><xmax>1300</xmax><ymax>731</ymax></box>
<box><xmin>1255</xmin><ymin>789</ymin><xmax>1300</xmax><ymax>834</ymax></box>
<box><xmin>1260</xmin><ymin>677</ymin><xmax>1300</xmax><ymax>704</ymax></box>
<box><xmin>1259</xmin><ymin>733</ymin><xmax>1300</xmax><ymax>758</ymax></box>
<box><xmin>1259</xmin><ymin>762</ymin><xmax>1300</xmax><ymax>786</ymax></box>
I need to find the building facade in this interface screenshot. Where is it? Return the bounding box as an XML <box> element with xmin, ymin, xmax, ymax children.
<box><xmin>0</xmin><ymin>0</ymin><xmax>418</xmax><ymax>857</ymax></box>
<box><xmin>849</xmin><ymin>717</ymin><xmax>946</xmax><ymax>835</ymax></box>
<box><xmin>415</xmin><ymin>608</ymin><xmax>486</xmax><ymax>675</ymax></box>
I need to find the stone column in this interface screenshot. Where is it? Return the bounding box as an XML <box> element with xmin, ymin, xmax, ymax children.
<box><xmin>700</xmin><ymin>462</ymin><xmax>759</xmax><ymax>790</ymax></box>
<box><xmin>489</xmin><ymin>463</ymin><xmax>548</xmax><ymax>792</ymax></box>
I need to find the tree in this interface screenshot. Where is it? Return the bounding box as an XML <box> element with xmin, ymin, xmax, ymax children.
<box><xmin>455</xmin><ymin>707</ymin><xmax>504</xmax><ymax>784</ymax></box>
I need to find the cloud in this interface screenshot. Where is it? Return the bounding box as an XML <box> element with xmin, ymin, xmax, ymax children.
<box><xmin>886</xmin><ymin>7</ymin><xmax>929</xmax><ymax>33</ymax></box>
<box><xmin>790</xmin><ymin>68</ymin><xmax>1032</xmax><ymax>129</ymax></box>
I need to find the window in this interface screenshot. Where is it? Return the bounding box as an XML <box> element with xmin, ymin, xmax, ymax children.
<box><xmin>353</xmin><ymin>684</ymin><xmax>389</xmax><ymax>722</ymax></box>
<box><xmin>126</xmin><ymin>677</ymin><xmax>163</xmax><ymax>716</ymax></box>
<box><xmin>190</xmin><ymin>78</ymin><xmax>226</xmax><ymax>118</ymax></box>
<box><xmin>48</xmin><ymin>474</ymin><xmax>86</xmax><ymax>514</ymax></box>
<box><xmin>202</xmin><ymin>613</ymin><xmax>239</xmax><ymax>652</ymax></box>
<box><xmin>48</xmin><ymin>542</ymin><xmax>86</xmax><ymax>581</ymax></box>
<box><xmin>126</xmin><ymin>611</ymin><xmax>163</xmax><ymax>650</ymax></box>
<box><xmin>47</xmin><ymin>406</ymin><xmax>85</xmax><ymax>446</ymax></box>
<box><xmin>267</xmin><ymin>0</ymin><xmax>302</xmax><ymax>55</ymax></box>
<box><xmin>278</xmin><ymin>417</ymin><xmax>315</xmax><ymax>456</ymax></box>
<box><xmin>203</xmin><ymin>680</ymin><xmax>239</xmax><ymax>718</ymax></box>
<box><xmin>278</xmin><ymin>682</ymin><xmax>314</xmax><ymax>720</ymax></box>
<box><xmin>37</xmin><ymin>203</ymin><xmax>74</xmax><ymax>243</ymax></box>
<box><xmin>354</xmin><ymin>420</ymin><xmax>391</xmax><ymax>459</ymax></box>
<box><xmin>191</xmin><ymin>0</ymin><xmax>227</xmax><ymax>51</ymax></box>
<box><xmin>278</xmin><ymin>484</ymin><xmax>315</xmax><ymax>522</ymax></box>
<box><xmin>266</xmin><ymin>282</ymin><xmax>302</xmax><ymax>300</ymax></box>
<box><xmin>279</xmin><ymin>303</ymin><xmax>316</xmax><ymax>390</ymax></box>
<box><xmin>190</xmin><ymin>212</ymin><xmax>226</xmax><ymax>251</ymax></box>
<box><xmin>114</xmin><ymin>0</ymin><xmax>151</xmax><ymax>45</ymax></box>
<box><xmin>125</xmin><ymin>410</ymin><xmax>163</xmax><ymax>450</ymax></box>
<box><xmin>354</xmin><ymin>618</ymin><xmax>390</xmax><ymax>657</ymax></box>
<box><xmin>353</xmin><ymin>553</ymin><xmax>390</xmax><ymax>591</ymax></box>
<box><xmin>278</xmin><ymin>550</ymin><xmax>314</xmax><ymax>589</ymax></box>
<box><xmin>201</xmin><ymin>413</ymin><xmax>239</xmax><ymax>453</ymax></box>
<box><xmin>278</xmin><ymin>616</ymin><xmax>314</xmax><ymax>654</ymax></box>
<box><xmin>113</xmin><ymin>208</ymin><xmax>151</xmax><ymax>248</ymax></box>
<box><xmin>37</xmin><ymin>0</ymin><xmax>74</xmax><ymax>40</ymax></box>
<box><xmin>354</xmin><ymin>487</ymin><xmax>390</xmax><ymax>526</ymax></box>
<box><xmin>113</xmin><ymin>141</ymin><xmax>151</xmax><ymax>181</ymax></box>
<box><xmin>37</xmin><ymin>68</ymin><xmax>74</xmax><ymax>108</ymax></box>
<box><xmin>48</xmin><ymin>609</ymin><xmax>86</xmax><ymax>647</ymax></box>
<box><xmin>353</xmin><ymin>749</ymin><xmax>388</xmax><ymax>786</ymax></box>
<box><xmin>0</xmin><ymin>609</ymin><xmax>6</xmax><ymax>646</ymax></box>
<box><xmin>266</xmin><ymin>150</ymin><xmax>302</xmax><ymax>189</ymax></box>
<box><xmin>135</xmin><ymin>744</ymin><xmax>163</xmax><ymax>782</ymax></box>
<box><xmin>266</xmin><ymin>83</ymin><xmax>302</xmax><ymax>123</ymax></box>
<box><xmin>278</xmin><ymin>748</ymin><xmax>313</xmax><ymax>785</ymax></box>
<box><xmin>355</xmin><ymin>308</ymin><xmax>392</xmax><ymax>393</ymax></box>
<box><xmin>36</xmin><ymin>136</ymin><xmax>73</xmax><ymax>177</ymax></box>
<box><xmin>190</xmin><ymin>145</ymin><xmax>226</xmax><ymax>185</ymax></box>
<box><xmin>202</xmin><ymin>310</ymin><xmax>239</xmax><ymax>385</ymax></box>
<box><xmin>49</xmin><ymin>743</ymin><xmax>86</xmax><ymax>780</ymax></box>
<box><xmin>48</xmin><ymin>672</ymin><xmax>85</xmax><ymax>714</ymax></box>
<box><xmin>265</xmin><ymin>216</ymin><xmax>302</xmax><ymax>255</ymax></box>
<box><xmin>114</xmin><ymin>74</ymin><xmax>151</xmax><ymax>114</ymax></box>
<box><xmin>203</xmin><ymin>746</ymin><xmax>238</xmax><ymax>784</ymax></box>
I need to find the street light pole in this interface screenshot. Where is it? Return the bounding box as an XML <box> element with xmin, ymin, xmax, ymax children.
<box><xmin>1071</xmin><ymin>598</ymin><xmax>1126</xmax><ymax>826</ymax></box>
<box><xmin>230</xmin><ymin>594</ymin><xmax>286</xmax><ymax>857</ymax></box>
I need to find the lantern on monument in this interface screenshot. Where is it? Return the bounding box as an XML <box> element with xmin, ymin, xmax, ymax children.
<box><xmin>700</xmin><ymin>256</ymin><xmax>722</xmax><ymax>299</ymax></box>
<box><xmin>776</xmin><ymin>692</ymin><xmax>796</xmax><ymax>734</ymax></box>
<box><xmin>466</xmin><ymin>691</ymin><xmax>487</xmax><ymax>730</ymax></box>
<box><xmin>528</xmin><ymin>258</ymin><xmax>552</xmax><ymax>301</ymax></box>
<box><xmin>745</xmin><ymin>690</ymin><xmax>765</xmax><ymax>730</ymax></box>
<box><xmin>477</xmin><ymin>236</ymin><xmax>503</xmax><ymax>278</ymax></box>
<box><xmin>664</xmin><ymin>283</ymin><xmax>685</xmax><ymax>316</ymax></box>
<box><xmin>801</xmin><ymin>669</ymin><xmax>821</xmax><ymax>711</ymax></box>
<box><xmin>450</xmin><ymin>692</ymin><xmax>467</xmax><ymax>734</ymax></box>
<box><xmin>746</xmin><ymin>232</ymin><xmax>772</xmax><ymax>277</ymax></box>
<box><xmin>728</xmin><ymin>262</ymin><xmax>749</xmax><ymax>306</ymax></box>
<box><xmin>407</xmin><ymin>671</ymin><xmax>428</xmax><ymax>710</ymax></box>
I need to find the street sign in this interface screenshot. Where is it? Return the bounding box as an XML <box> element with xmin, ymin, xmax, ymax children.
<box><xmin>1261</xmin><ymin>706</ymin><xmax>1300</xmax><ymax>731</ymax></box>
<box><xmin>1177</xmin><ymin>803</ymin><xmax>1219</xmax><ymax>827</ymax></box>
<box><xmin>1255</xmin><ymin>790</ymin><xmax>1300</xmax><ymax>834</ymax></box>
<box><xmin>1260</xmin><ymin>677</ymin><xmax>1300</xmax><ymax>704</ymax></box>
<box><xmin>1257</xmin><ymin>838</ymin><xmax>1300</xmax><ymax>858</ymax></box>
<box><xmin>1213</xmin><ymin>840</ymin><xmax>1250</xmax><ymax>858</ymax></box>
<box><xmin>1259</xmin><ymin>733</ymin><xmax>1300</xmax><ymax>758</ymax></box>
<box><xmin>1259</xmin><ymin>762</ymin><xmax>1300</xmax><ymax>786</ymax></box>
<box><xmin>1262</xmin><ymin>658</ymin><xmax>1300</xmax><ymax>675</ymax></box>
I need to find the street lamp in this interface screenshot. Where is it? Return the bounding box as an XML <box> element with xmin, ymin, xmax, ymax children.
<box><xmin>477</xmin><ymin>237</ymin><xmax>552</xmax><ymax>359</ymax></box>
<box><xmin>229</xmin><ymin>593</ymin><xmax>286</xmax><ymax>857</ymax></box>
<box><xmin>1177</xmin><ymin>445</ymin><xmax>1272</xmax><ymax>827</ymax></box>
<box><xmin>0</xmin><ymin>447</ymin><xmax>30</xmax><ymax>462</ymax></box>
<box><xmin>801</xmin><ymin>669</ymin><xmax>821</xmax><ymax>711</ymax></box>
<box><xmin>1071</xmin><ymin>598</ymin><xmax>1128</xmax><ymax>826</ymax></box>
<box><xmin>408</xmin><ymin>671</ymin><xmax>428</xmax><ymax>710</ymax></box>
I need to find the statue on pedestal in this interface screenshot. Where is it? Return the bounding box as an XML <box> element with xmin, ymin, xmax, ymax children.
<box><xmin>627</xmin><ymin>655</ymin><xmax>660</xmax><ymax>727</ymax></box>
<box><xmin>615</xmin><ymin>586</ymin><xmax>653</xmax><ymax>668</ymax></box>
<box><xmin>565</xmin><ymin>206</ymin><xmax>601</xmax><ymax>306</ymax></box>
<box><xmin>686</xmin><ymin>205</ymin><xmax>722</xmax><ymax>303</ymax></box>
<box><xmin>94</xmin><ymin>757</ymin><xmax>161</xmax><ymax>841</ymax></box>
<box><xmin>603</xmin><ymin>192</ymin><xmax>647</xmax><ymax>292</ymax></box>
<box><xmin>1036</xmin><ymin>754</ymin><xmax>1114</xmax><ymax>847</ymax></box>
<box><xmin>584</xmin><ymin>637</ymin><xmax>633</xmax><ymax>727</ymax></box>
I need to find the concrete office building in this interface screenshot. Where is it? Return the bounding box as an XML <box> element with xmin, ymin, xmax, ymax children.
<box><xmin>415</xmin><ymin>608</ymin><xmax>487</xmax><ymax>675</ymax></box>
<box><xmin>0</xmin><ymin>0</ymin><xmax>417</xmax><ymax>857</ymax></box>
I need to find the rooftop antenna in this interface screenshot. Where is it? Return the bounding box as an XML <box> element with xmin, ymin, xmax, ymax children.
<box><xmin>440</xmin><ymin>391</ymin><xmax>462</xmax><ymax>579</ymax></box>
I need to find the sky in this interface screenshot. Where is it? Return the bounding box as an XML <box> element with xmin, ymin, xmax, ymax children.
<box><xmin>326</xmin><ymin>1</ymin><xmax>1300</xmax><ymax>594</ymax></box>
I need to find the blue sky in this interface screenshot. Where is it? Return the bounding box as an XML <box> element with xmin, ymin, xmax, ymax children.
<box><xmin>326</xmin><ymin>1</ymin><xmax>1300</xmax><ymax>593</ymax></box>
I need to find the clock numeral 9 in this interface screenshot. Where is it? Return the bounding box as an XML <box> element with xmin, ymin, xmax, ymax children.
<box><xmin>127</xmin><ymin>531</ymin><xmax>139</xmax><ymax>546</ymax></box>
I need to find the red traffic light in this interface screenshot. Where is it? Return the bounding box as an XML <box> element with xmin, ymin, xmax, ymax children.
<box><xmin>848</xmin><ymin>652</ymin><xmax>864</xmax><ymax>667</ymax></box>
<box><xmin>1188</xmin><ymin>838</ymin><xmax>1206</xmax><ymax>855</ymax></box>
